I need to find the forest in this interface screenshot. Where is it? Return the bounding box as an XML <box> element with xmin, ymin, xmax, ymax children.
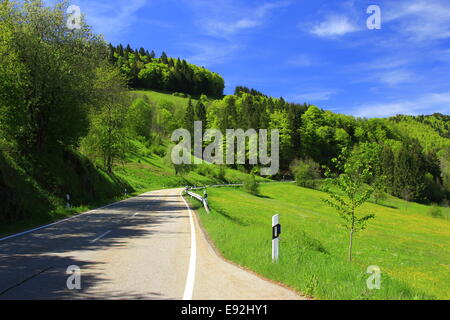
<box><xmin>183</xmin><ymin>87</ymin><xmax>450</xmax><ymax>204</ymax></box>
<box><xmin>0</xmin><ymin>0</ymin><xmax>449</xmax><ymax>226</ymax></box>
<box><xmin>108</xmin><ymin>44</ymin><xmax>225</xmax><ymax>98</ymax></box>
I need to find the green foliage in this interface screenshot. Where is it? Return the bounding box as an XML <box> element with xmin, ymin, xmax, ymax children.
<box><xmin>150</xmin><ymin>144</ymin><xmax>166</xmax><ymax>157</ymax></box>
<box><xmin>291</xmin><ymin>158</ymin><xmax>321</xmax><ymax>189</ymax></box>
<box><xmin>201</xmin><ymin>88</ymin><xmax>449</xmax><ymax>204</ymax></box>
<box><xmin>80</xmin><ymin>66</ymin><xmax>130</xmax><ymax>173</ymax></box>
<box><xmin>184</xmin><ymin>98</ymin><xmax>195</xmax><ymax>136</ymax></box>
<box><xmin>243</xmin><ymin>174</ymin><xmax>260</xmax><ymax>196</ymax></box>
<box><xmin>126</xmin><ymin>98</ymin><xmax>154</xmax><ymax>139</ymax></box>
<box><xmin>427</xmin><ymin>205</ymin><xmax>443</xmax><ymax>219</ymax></box>
<box><xmin>0</xmin><ymin>0</ymin><xmax>106</xmax><ymax>152</ymax></box>
<box><xmin>109</xmin><ymin>44</ymin><xmax>225</xmax><ymax>98</ymax></box>
<box><xmin>393</xmin><ymin>141</ymin><xmax>428</xmax><ymax>202</ymax></box>
<box><xmin>322</xmin><ymin>152</ymin><xmax>375</xmax><ymax>262</ymax></box>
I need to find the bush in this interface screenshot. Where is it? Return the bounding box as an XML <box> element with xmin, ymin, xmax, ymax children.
<box><xmin>151</xmin><ymin>145</ymin><xmax>166</xmax><ymax>157</ymax></box>
<box><xmin>372</xmin><ymin>188</ymin><xmax>388</xmax><ymax>204</ymax></box>
<box><xmin>172</xmin><ymin>92</ymin><xmax>187</xmax><ymax>98</ymax></box>
<box><xmin>126</xmin><ymin>98</ymin><xmax>153</xmax><ymax>139</ymax></box>
<box><xmin>195</xmin><ymin>163</ymin><xmax>215</xmax><ymax>177</ymax></box>
<box><xmin>215</xmin><ymin>165</ymin><xmax>226</xmax><ymax>181</ymax></box>
<box><xmin>243</xmin><ymin>175</ymin><xmax>260</xmax><ymax>196</ymax></box>
<box><xmin>427</xmin><ymin>205</ymin><xmax>444</xmax><ymax>219</ymax></box>
<box><xmin>291</xmin><ymin>158</ymin><xmax>321</xmax><ymax>189</ymax></box>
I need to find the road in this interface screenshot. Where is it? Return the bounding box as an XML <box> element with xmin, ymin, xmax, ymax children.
<box><xmin>0</xmin><ymin>188</ymin><xmax>303</xmax><ymax>300</ymax></box>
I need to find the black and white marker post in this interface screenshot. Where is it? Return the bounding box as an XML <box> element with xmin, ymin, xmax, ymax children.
<box><xmin>272</xmin><ymin>214</ymin><xmax>281</xmax><ymax>262</ymax></box>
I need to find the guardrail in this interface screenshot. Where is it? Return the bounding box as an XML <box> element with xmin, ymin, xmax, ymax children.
<box><xmin>185</xmin><ymin>188</ymin><xmax>210</xmax><ymax>213</ymax></box>
<box><xmin>188</xmin><ymin>180</ymin><xmax>295</xmax><ymax>190</ymax></box>
<box><xmin>184</xmin><ymin>181</ymin><xmax>295</xmax><ymax>214</ymax></box>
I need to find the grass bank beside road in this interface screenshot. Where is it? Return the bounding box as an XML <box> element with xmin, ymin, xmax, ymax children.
<box><xmin>191</xmin><ymin>183</ymin><xmax>450</xmax><ymax>300</ymax></box>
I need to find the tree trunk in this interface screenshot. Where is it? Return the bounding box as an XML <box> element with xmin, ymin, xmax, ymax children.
<box><xmin>348</xmin><ymin>228</ymin><xmax>354</xmax><ymax>262</ymax></box>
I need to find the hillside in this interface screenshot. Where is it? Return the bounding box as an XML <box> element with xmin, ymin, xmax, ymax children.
<box><xmin>189</xmin><ymin>183</ymin><xmax>450</xmax><ymax>300</ymax></box>
<box><xmin>2</xmin><ymin>86</ymin><xmax>449</xmax><ymax>237</ymax></box>
<box><xmin>109</xmin><ymin>44</ymin><xmax>225</xmax><ymax>98</ymax></box>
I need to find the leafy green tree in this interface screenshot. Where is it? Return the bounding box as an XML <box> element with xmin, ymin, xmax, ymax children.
<box><xmin>126</xmin><ymin>98</ymin><xmax>153</xmax><ymax>139</ymax></box>
<box><xmin>0</xmin><ymin>0</ymin><xmax>25</xmax><ymax>149</ymax></box>
<box><xmin>270</xmin><ymin>111</ymin><xmax>293</xmax><ymax>168</ymax></box>
<box><xmin>81</xmin><ymin>66</ymin><xmax>130</xmax><ymax>173</ymax></box>
<box><xmin>322</xmin><ymin>152</ymin><xmax>375</xmax><ymax>262</ymax></box>
<box><xmin>0</xmin><ymin>0</ymin><xmax>105</xmax><ymax>152</ymax></box>
<box><xmin>393</xmin><ymin>141</ymin><xmax>427</xmax><ymax>202</ymax></box>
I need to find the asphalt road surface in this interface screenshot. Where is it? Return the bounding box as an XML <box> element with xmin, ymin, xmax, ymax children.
<box><xmin>0</xmin><ymin>188</ymin><xmax>303</xmax><ymax>300</ymax></box>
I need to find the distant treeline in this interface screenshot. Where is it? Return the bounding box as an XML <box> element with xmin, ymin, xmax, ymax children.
<box><xmin>108</xmin><ymin>44</ymin><xmax>225</xmax><ymax>98</ymax></box>
<box><xmin>193</xmin><ymin>86</ymin><xmax>450</xmax><ymax>204</ymax></box>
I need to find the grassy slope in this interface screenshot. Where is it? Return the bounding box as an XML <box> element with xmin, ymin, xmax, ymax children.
<box><xmin>132</xmin><ymin>89</ymin><xmax>198</xmax><ymax>107</ymax></box>
<box><xmin>0</xmin><ymin>147</ymin><xmax>128</xmax><ymax>236</ymax></box>
<box><xmin>190</xmin><ymin>183</ymin><xmax>450</xmax><ymax>300</ymax></box>
<box><xmin>115</xmin><ymin>138</ymin><xmax>269</xmax><ymax>194</ymax></box>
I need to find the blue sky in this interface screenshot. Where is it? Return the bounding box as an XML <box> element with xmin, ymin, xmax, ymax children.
<box><xmin>50</xmin><ymin>0</ymin><xmax>450</xmax><ymax>117</ymax></box>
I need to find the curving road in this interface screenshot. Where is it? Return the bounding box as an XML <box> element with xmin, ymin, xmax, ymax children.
<box><xmin>0</xmin><ymin>188</ymin><xmax>303</xmax><ymax>300</ymax></box>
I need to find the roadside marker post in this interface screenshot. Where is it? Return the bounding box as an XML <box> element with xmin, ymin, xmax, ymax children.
<box><xmin>66</xmin><ymin>194</ymin><xmax>71</xmax><ymax>209</ymax></box>
<box><xmin>272</xmin><ymin>214</ymin><xmax>281</xmax><ymax>262</ymax></box>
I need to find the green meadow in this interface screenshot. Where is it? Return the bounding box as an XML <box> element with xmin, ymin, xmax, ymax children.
<box><xmin>189</xmin><ymin>183</ymin><xmax>450</xmax><ymax>300</ymax></box>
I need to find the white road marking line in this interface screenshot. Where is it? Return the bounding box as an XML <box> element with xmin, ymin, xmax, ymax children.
<box><xmin>0</xmin><ymin>195</ymin><xmax>139</xmax><ymax>242</ymax></box>
<box><xmin>91</xmin><ymin>230</ymin><xmax>111</xmax><ymax>243</ymax></box>
<box><xmin>181</xmin><ymin>191</ymin><xmax>197</xmax><ymax>301</ymax></box>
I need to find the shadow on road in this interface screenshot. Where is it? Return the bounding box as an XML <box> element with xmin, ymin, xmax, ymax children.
<box><xmin>0</xmin><ymin>190</ymin><xmax>185</xmax><ymax>300</ymax></box>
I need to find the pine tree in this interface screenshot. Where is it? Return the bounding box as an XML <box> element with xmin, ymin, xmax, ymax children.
<box><xmin>117</xmin><ymin>44</ymin><xmax>124</xmax><ymax>56</ymax></box>
<box><xmin>192</xmin><ymin>100</ymin><xmax>206</xmax><ymax>139</ymax></box>
<box><xmin>195</xmin><ymin>100</ymin><xmax>207</xmax><ymax>128</ymax></box>
<box><xmin>394</xmin><ymin>141</ymin><xmax>427</xmax><ymax>201</ymax></box>
<box><xmin>184</xmin><ymin>98</ymin><xmax>195</xmax><ymax>137</ymax></box>
<box><xmin>108</xmin><ymin>43</ymin><xmax>116</xmax><ymax>64</ymax></box>
<box><xmin>160</xmin><ymin>51</ymin><xmax>169</xmax><ymax>64</ymax></box>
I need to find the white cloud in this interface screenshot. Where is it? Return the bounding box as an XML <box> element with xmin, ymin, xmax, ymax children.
<box><xmin>353</xmin><ymin>57</ymin><xmax>417</xmax><ymax>87</ymax></box>
<box><xmin>287</xmin><ymin>54</ymin><xmax>315</xmax><ymax>67</ymax></box>
<box><xmin>289</xmin><ymin>90</ymin><xmax>337</xmax><ymax>102</ymax></box>
<box><xmin>180</xmin><ymin>1</ymin><xmax>290</xmax><ymax>67</ymax></box>
<box><xmin>352</xmin><ymin>92</ymin><xmax>450</xmax><ymax>118</ymax></box>
<box><xmin>376</xmin><ymin>69</ymin><xmax>415</xmax><ymax>86</ymax></box>
<box><xmin>187</xmin><ymin>0</ymin><xmax>290</xmax><ymax>38</ymax></box>
<box><xmin>185</xmin><ymin>42</ymin><xmax>240</xmax><ymax>67</ymax></box>
<box><xmin>68</xmin><ymin>0</ymin><xmax>150</xmax><ymax>42</ymax></box>
<box><xmin>384</xmin><ymin>0</ymin><xmax>450</xmax><ymax>41</ymax></box>
<box><xmin>309</xmin><ymin>15</ymin><xmax>359</xmax><ymax>38</ymax></box>
<box><xmin>359</xmin><ymin>56</ymin><xmax>413</xmax><ymax>71</ymax></box>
